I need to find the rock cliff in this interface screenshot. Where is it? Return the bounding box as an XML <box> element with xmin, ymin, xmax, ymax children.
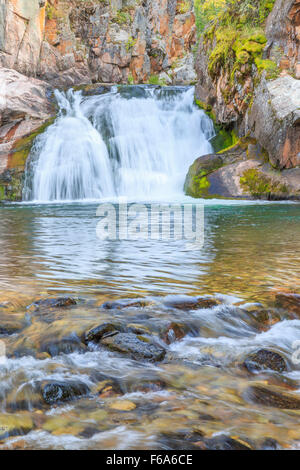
<box><xmin>186</xmin><ymin>0</ymin><xmax>300</xmax><ymax>199</ymax></box>
<box><xmin>0</xmin><ymin>0</ymin><xmax>197</xmax><ymax>86</ymax></box>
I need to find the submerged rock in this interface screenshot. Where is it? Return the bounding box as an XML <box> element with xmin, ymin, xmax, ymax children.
<box><xmin>101</xmin><ymin>299</ymin><xmax>148</xmax><ymax>310</ymax></box>
<box><xmin>40</xmin><ymin>335</ymin><xmax>87</xmax><ymax>357</ymax></box>
<box><xmin>101</xmin><ymin>333</ymin><xmax>166</xmax><ymax>362</ymax></box>
<box><xmin>32</xmin><ymin>297</ymin><xmax>77</xmax><ymax>309</ymax></box>
<box><xmin>202</xmin><ymin>435</ymin><xmax>252</xmax><ymax>450</ymax></box>
<box><xmin>163</xmin><ymin>296</ymin><xmax>219</xmax><ymax>311</ymax></box>
<box><xmin>84</xmin><ymin>322</ymin><xmax>124</xmax><ymax>345</ymax></box>
<box><xmin>245</xmin><ymin>385</ymin><xmax>300</xmax><ymax>409</ymax></box>
<box><xmin>243</xmin><ymin>349</ymin><xmax>287</xmax><ymax>373</ymax></box>
<box><xmin>161</xmin><ymin>322</ymin><xmax>190</xmax><ymax>345</ymax></box>
<box><xmin>275</xmin><ymin>293</ymin><xmax>300</xmax><ymax>316</ymax></box>
<box><xmin>41</xmin><ymin>381</ymin><xmax>90</xmax><ymax>405</ymax></box>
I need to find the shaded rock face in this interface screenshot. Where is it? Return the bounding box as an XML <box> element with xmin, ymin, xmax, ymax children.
<box><xmin>247</xmin><ymin>76</ymin><xmax>300</xmax><ymax>169</ymax></box>
<box><xmin>265</xmin><ymin>0</ymin><xmax>300</xmax><ymax>78</ymax></box>
<box><xmin>0</xmin><ymin>0</ymin><xmax>196</xmax><ymax>87</ymax></box>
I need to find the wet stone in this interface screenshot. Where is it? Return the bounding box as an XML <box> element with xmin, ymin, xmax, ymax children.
<box><xmin>161</xmin><ymin>322</ymin><xmax>192</xmax><ymax>345</ymax></box>
<box><xmin>101</xmin><ymin>299</ymin><xmax>148</xmax><ymax>310</ymax></box>
<box><xmin>245</xmin><ymin>385</ymin><xmax>300</xmax><ymax>409</ymax></box>
<box><xmin>101</xmin><ymin>332</ymin><xmax>166</xmax><ymax>362</ymax></box>
<box><xmin>275</xmin><ymin>293</ymin><xmax>300</xmax><ymax>316</ymax></box>
<box><xmin>31</xmin><ymin>297</ymin><xmax>77</xmax><ymax>310</ymax></box>
<box><xmin>243</xmin><ymin>349</ymin><xmax>288</xmax><ymax>373</ymax></box>
<box><xmin>41</xmin><ymin>380</ymin><xmax>91</xmax><ymax>405</ymax></box>
<box><xmin>40</xmin><ymin>335</ymin><xmax>87</xmax><ymax>357</ymax></box>
<box><xmin>84</xmin><ymin>322</ymin><xmax>124</xmax><ymax>344</ymax></box>
<box><xmin>163</xmin><ymin>296</ymin><xmax>219</xmax><ymax>311</ymax></box>
<box><xmin>202</xmin><ymin>435</ymin><xmax>252</xmax><ymax>450</ymax></box>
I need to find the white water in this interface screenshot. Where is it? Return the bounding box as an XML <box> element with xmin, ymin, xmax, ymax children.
<box><xmin>24</xmin><ymin>86</ymin><xmax>214</xmax><ymax>202</ymax></box>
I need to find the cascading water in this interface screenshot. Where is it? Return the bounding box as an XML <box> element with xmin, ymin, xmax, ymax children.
<box><xmin>24</xmin><ymin>86</ymin><xmax>215</xmax><ymax>202</ymax></box>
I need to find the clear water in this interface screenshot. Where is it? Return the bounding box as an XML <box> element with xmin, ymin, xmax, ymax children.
<box><xmin>0</xmin><ymin>202</ymin><xmax>300</xmax><ymax>450</ymax></box>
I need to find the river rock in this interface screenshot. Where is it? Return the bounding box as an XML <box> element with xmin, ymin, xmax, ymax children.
<box><xmin>202</xmin><ymin>435</ymin><xmax>252</xmax><ymax>450</ymax></box>
<box><xmin>84</xmin><ymin>322</ymin><xmax>124</xmax><ymax>345</ymax></box>
<box><xmin>32</xmin><ymin>297</ymin><xmax>77</xmax><ymax>309</ymax></box>
<box><xmin>161</xmin><ymin>322</ymin><xmax>190</xmax><ymax>345</ymax></box>
<box><xmin>163</xmin><ymin>296</ymin><xmax>219</xmax><ymax>311</ymax></box>
<box><xmin>40</xmin><ymin>334</ymin><xmax>87</xmax><ymax>357</ymax></box>
<box><xmin>275</xmin><ymin>293</ymin><xmax>300</xmax><ymax>316</ymax></box>
<box><xmin>101</xmin><ymin>299</ymin><xmax>148</xmax><ymax>310</ymax></box>
<box><xmin>245</xmin><ymin>385</ymin><xmax>300</xmax><ymax>409</ymax></box>
<box><xmin>41</xmin><ymin>380</ymin><xmax>90</xmax><ymax>405</ymax></box>
<box><xmin>243</xmin><ymin>349</ymin><xmax>288</xmax><ymax>373</ymax></box>
<box><xmin>101</xmin><ymin>333</ymin><xmax>166</xmax><ymax>362</ymax></box>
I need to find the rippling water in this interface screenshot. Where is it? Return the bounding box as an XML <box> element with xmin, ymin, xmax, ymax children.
<box><xmin>0</xmin><ymin>200</ymin><xmax>300</xmax><ymax>449</ymax></box>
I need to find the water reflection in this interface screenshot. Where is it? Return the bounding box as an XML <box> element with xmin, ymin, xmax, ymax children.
<box><xmin>0</xmin><ymin>202</ymin><xmax>299</xmax><ymax>302</ymax></box>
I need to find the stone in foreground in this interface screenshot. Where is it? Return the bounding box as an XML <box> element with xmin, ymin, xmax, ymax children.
<box><xmin>101</xmin><ymin>333</ymin><xmax>166</xmax><ymax>362</ymax></box>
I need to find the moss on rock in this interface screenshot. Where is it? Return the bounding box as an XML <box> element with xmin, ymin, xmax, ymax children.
<box><xmin>0</xmin><ymin>117</ymin><xmax>56</xmax><ymax>202</ymax></box>
<box><xmin>240</xmin><ymin>168</ymin><xmax>288</xmax><ymax>199</ymax></box>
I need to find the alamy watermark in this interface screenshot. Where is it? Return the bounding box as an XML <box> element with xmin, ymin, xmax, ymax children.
<box><xmin>96</xmin><ymin>201</ymin><xmax>204</xmax><ymax>249</ymax></box>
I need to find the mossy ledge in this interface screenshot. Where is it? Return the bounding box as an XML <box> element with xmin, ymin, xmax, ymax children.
<box><xmin>240</xmin><ymin>168</ymin><xmax>289</xmax><ymax>200</ymax></box>
<box><xmin>0</xmin><ymin>118</ymin><xmax>56</xmax><ymax>202</ymax></box>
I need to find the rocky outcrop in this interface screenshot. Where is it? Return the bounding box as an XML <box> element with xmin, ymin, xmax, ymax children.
<box><xmin>265</xmin><ymin>0</ymin><xmax>300</xmax><ymax>78</ymax></box>
<box><xmin>0</xmin><ymin>0</ymin><xmax>196</xmax><ymax>87</ymax></box>
<box><xmin>246</xmin><ymin>75</ymin><xmax>300</xmax><ymax>169</ymax></box>
<box><xmin>188</xmin><ymin>0</ymin><xmax>300</xmax><ymax>199</ymax></box>
<box><xmin>184</xmin><ymin>141</ymin><xmax>300</xmax><ymax>199</ymax></box>
<box><xmin>0</xmin><ymin>68</ymin><xmax>55</xmax><ymax>200</ymax></box>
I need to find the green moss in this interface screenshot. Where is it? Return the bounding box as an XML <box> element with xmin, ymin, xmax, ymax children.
<box><xmin>255</xmin><ymin>58</ymin><xmax>280</xmax><ymax>79</ymax></box>
<box><xmin>190</xmin><ymin>172</ymin><xmax>211</xmax><ymax>198</ymax></box>
<box><xmin>240</xmin><ymin>168</ymin><xmax>288</xmax><ymax>198</ymax></box>
<box><xmin>125</xmin><ymin>36</ymin><xmax>137</xmax><ymax>52</ymax></box>
<box><xmin>0</xmin><ymin>117</ymin><xmax>56</xmax><ymax>202</ymax></box>
<box><xmin>9</xmin><ymin>118</ymin><xmax>55</xmax><ymax>170</ymax></box>
<box><xmin>148</xmin><ymin>75</ymin><xmax>167</xmax><ymax>86</ymax></box>
<box><xmin>202</xmin><ymin>0</ymin><xmax>277</xmax><ymax>97</ymax></box>
<box><xmin>195</xmin><ymin>98</ymin><xmax>238</xmax><ymax>152</ymax></box>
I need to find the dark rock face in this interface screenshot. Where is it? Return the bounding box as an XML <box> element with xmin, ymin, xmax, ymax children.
<box><xmin>245</xmin><ymin>385</ymin><xmax>300</xmax><ymax>409</ymax></box>
<box><xmin>243</xmin><ymin>349</ymin><xmax>288</xmax><ymax>373</ymax></box>
<box><xmin>101</xmin><ymin>332</ymin><xmax>166</xmax><ymax>362</ymax></box>
<box><xmin>41</xmin><ymin>381</ymin><xmax>90</xmax><ymax>405</ymax></box>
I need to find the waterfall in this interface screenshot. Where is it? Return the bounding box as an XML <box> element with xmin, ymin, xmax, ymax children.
<box><xmin>24</xmin><ymin>85</ymin><xmax>215</xmax><ymax>202</ymax></box>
